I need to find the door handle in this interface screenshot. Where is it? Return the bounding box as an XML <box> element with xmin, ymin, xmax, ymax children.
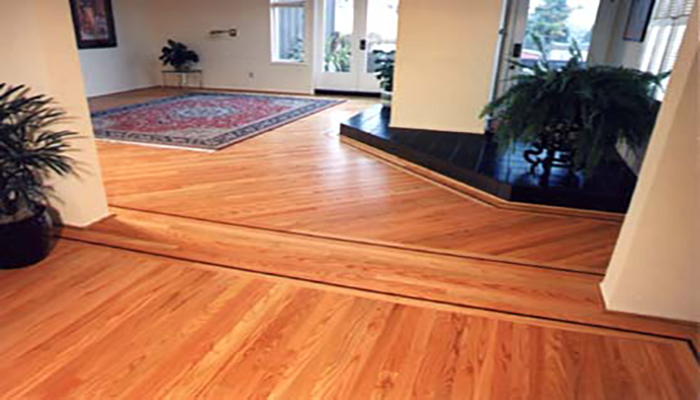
<box><xmin>360</xmin><ymin>39</ymin><xmax>367</xmax><ymax>51</ymax></box>
<box><xmin>512</xmin><ymin>43</ymin><xmax>523</xmax><ymax>58</ymax></box>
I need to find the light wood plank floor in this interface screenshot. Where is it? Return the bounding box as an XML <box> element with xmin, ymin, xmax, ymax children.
<box><xmin>89</xmin><ymin>88</ymin><xmax>622</xmax><ymax>274</ymax></box>
<box><xmin>64</xmin><ymin>207</ymin><xmax>700</xmax><ymax>346</ymax></box>
<box><xmin>54</xmin><ymin>87</ymin><xmax>697</xmax><ymax>398</ymax></box>
<box><xmin>0</xmin><ymin>240</ymin><xmax>696</xmax><ymax>399</ymax></box>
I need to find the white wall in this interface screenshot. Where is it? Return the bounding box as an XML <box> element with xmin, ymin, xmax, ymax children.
<box><xmin>390</xmin><ymin>0</ymin><xmax>504</xmax><ymax>133</ymax></box>
<box><xmin>588</xmin><ymin>0</ymin><xmax>622</xmax><ymax>65</ymax></box>
<box><xmin>590</xmin><ymin>0</ymin><xmax>647</xmax><ymax>68</ymax></box>
<box><xmin>145</xmin><ymin>0</ymin><xmax>316</xmax><ymax>94</ymax></box>
<box><xmin>1</xmin><ymin>0</ymin><xmax>110</xmax><ymax>227</ymax></box>
<box><xmin>79</xmin><ymin>0</ymin><xmax>159</xmax><ymax>97</ymax></box>
<box><xmin>589</xmin><ymin>0</ymin><xmax>657</xmax><ymax>176</ymax></box>
<box><xmin>601</xmin><ymin>7</ymin><xmax>699</xmax><ymax>323</ymax></box>
<box><xmin>77</xmin><ymin>0</ymin><xmax>317</xmax><ymax>96</ymax></box>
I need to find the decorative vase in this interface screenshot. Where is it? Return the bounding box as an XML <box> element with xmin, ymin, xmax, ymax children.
<box><xmin>0</xmin><ymin>205</ymin><xmax>54</xmax><ymax>269</ymax></box>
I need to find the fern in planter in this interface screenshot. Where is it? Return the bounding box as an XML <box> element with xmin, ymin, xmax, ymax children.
<box><xmin>0</xmin><ymin>84</ymin><xmax>77</xmax><ymax>268</ymax></box>
<box><xmin>482</xmin><ymin>42</ymin><xmax>667</xmax><ymax>175</ymax></box>
<box><xmin>374</xmin><ymin>50</ymin><xmax>395</xmax><ymax>93</ymax></box>
<box><xmin>373</xmin><ymin>50</ymin><xmax>395</xmax><ymax>105</ymax></box>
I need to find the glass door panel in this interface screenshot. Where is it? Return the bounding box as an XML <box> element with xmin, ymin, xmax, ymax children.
<box><xmin>495</xmin><ymin>0</ymin><xmax>602</xmax><ymax>98</ymax></box>
<box><xmin>521</xmin><ymin>0</ymin><xmax>602</xmax><ymax>65</ymax></box>
<box><xmin>317</xmin><ymin>0</ymin><xmax>361</xmax><ymax>91</ymax></box>
<box><xmin>355</xmin><ymin>0</ymin><xmax>399</xmax><ymax>92</ymax></box>
<box><xmin>317</xmin><ymin>0</ymin><xmax>400</xmax><ymax>92</ymax></box>
<box><xmin>365</xmin><ymin>0</ymin><xmax>399</xmax><ymax>73</ymax></box>
<box><xmin>324</xmin><ymin>0</ymin><xmax>354</xmax><ymax>73</ymax></box>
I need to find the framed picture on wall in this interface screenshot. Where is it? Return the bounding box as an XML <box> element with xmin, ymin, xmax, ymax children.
<box><xmin>69</xmin><ymin>0</ymin><xmax>117</xmax><ymax>49</ymax></box>
<box><xmin>623</xmin><ymin>0</ymin><xmax>656</xmax><ymax>42</ymax></box>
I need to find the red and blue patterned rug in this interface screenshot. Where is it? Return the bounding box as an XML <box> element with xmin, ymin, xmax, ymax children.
<box><xmin>91</xmin><ymin>92</ymin><xmax>343</xmax><ymax>151</ymax></box>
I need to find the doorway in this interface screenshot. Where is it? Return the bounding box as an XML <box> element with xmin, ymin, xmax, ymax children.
<box><xmin>494</xmin><ymin>0</ymin><xmax>602</xmax><ymax>98</ymax></box>
<box><xmin>315</xmin><ymin>0</ymin><xmax>399</xmax><ymax>93</ymax></box>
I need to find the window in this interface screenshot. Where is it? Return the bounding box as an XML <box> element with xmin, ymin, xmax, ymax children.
<box><xmin>640</xmin><ymin>0</ymin><xmax>694</xmax><ymax>95</ymax></box>
<box><xmin>271</xmin><ymin>0</ymin><xmax>306</xmax><ymax>63</ymax></box>
<box><xmin>522</xmin><ymin>0</ymin><xmax>602</xmax><ymax>64</ymax></box>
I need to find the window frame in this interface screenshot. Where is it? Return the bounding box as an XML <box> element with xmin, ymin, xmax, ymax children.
<box><xmin>270</xmin><ymin>0</ymin><xmax>308</xmax><ymax>65</ymax></box>
<box><xmin>639</xmin><ymin>0</ymin><xmax>694</xmax><ymax>97</ymax></box>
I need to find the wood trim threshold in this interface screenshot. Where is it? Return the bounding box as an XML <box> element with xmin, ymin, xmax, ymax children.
<box><xmin>315</xmin><ymin>89</ymin><xmax>381</xmax><ymax>98</ymax></box>
<box><xmin>341</xmin><ymin>136</ymin><xmax>626</xmax><ymax>223</ymax></box>
<box><xmin>59</xmin><ymin>207</ymin><xmax>699</xmax><ymax>355</ymax></box>
<box><xmin>59</xmin><ymin>233</ymin><xmax>700</xmax><ymax>362</ymax></box>
<box><xmin>107</xmin><ymin>205</ymin><xmax>606</xmax><ymax>276</ymax></box>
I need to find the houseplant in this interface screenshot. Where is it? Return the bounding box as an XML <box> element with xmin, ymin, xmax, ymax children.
<box><xmin>324</xmin><ymin>33</ymin><xmax>351</xmax><ymax>72</ymax></box>
<box><xmin>482</xmin><ymin>41</ymin><xmax>667</xmax><ymax>176</ymax></box>
<box><xmin>159</xmin><ymin>40</ymin><xmax>200</xmax><ymax>71</ymax></box>
<box><xmin>373</xmin><ymin>50</ymin><xmax>395</xmax><ymax>104</ymax></box>
<box><xmin>0</xmin><ymin>84</ymin><xmax>77</xmax><ymax>269</ymax></box>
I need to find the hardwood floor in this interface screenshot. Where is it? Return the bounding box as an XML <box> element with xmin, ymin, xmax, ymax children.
<box><xmin>0</xmin><ymin>240</ymin><xmax>696</xmax><ymax>399</ymax></box>
<box><xmin>30</xmin><ymin>87</ymin><xmax>694</xmax><ymax>397</ymax></box>
<box><xmin>89</xmin><ymin>88</ymin><xmax>622</xmax><ymax>274</ymax></box>
<box><xmin>63</xmin><ymin>207</ymin><xmax>700</xmax><ymax>346</ymax></box>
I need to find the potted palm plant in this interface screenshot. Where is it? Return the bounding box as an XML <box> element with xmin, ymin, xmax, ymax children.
<box><xmin>482</xmin><ymin>40</ymin><xmax>667</xmax><ymax>177</ymax></box>
<box><xmin>159</xmin><ymin>40</ymin><xmax>200</xmax><ymax>72</ymax></box>
<box><xmin>0</xmin><ymin>84</ymin><xmax>77</xmax><ymax>269</ymax></box>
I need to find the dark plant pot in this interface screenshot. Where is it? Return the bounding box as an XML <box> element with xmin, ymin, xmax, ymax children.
<box><xmin>0</xmin><ymin>206</ymin><xmax>54</xmax><ymax>269</ymax></box>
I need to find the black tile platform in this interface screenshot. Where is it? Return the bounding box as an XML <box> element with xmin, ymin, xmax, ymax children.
<box><xmin>340</xmin><ymin>105</ymin><xmax>637</xmax><ymax>213</ymax></box>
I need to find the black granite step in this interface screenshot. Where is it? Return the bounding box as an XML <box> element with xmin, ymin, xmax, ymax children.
<box><xmin>340</xmin><ymin>105</ymin><xmax>637</xmax><ymax>213</ymax></box>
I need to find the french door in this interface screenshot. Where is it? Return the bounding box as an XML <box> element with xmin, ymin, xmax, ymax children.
<box><xmin>316</xmin><ymin>0</ymin><xmax>399</xmax><ymax>93</ymax></box>
<box><xmin>494</xmin><ymin>0</ymin><xmax>602</xmax><ymax>98</ymax></box>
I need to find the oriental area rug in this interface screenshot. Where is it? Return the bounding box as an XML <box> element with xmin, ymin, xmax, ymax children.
<box><xmin>91</xmin><ymin>92</ymin><xmax>343</xmax><ymax>151</ymax></box>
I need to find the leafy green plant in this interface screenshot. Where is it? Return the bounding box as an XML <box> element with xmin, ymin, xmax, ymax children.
<box><xmin>285</xmin><ymin>37</ymin><xmax>305</xmax><ymax>63</ymax></box>
<box><xmin>373</xmin><ymin>50</ymin><xmax>395</xmax><ymax>92</ymax></box>
<box><xmin>0</xmin><ymin>84</ymin><xmax>77</xmax><ymax>224</ymax></box>
<box><xmin>523</xmin><ymin>0</ymin><xmax>575</xmax><ymax>51</ymax></box>
<box><xmin>482</xmin><ymin>41</ymin><xmax>668</xmax><ymax>173</ymax></box>
<box><xmin>324</xmin><ymin>33</ymin><xmax>351</xmax><ymax>72</ymax></box>
<box><xmin>159</xmin><ymin>40</ymin><xmax>200</xmax><ymax>71</ymax></box>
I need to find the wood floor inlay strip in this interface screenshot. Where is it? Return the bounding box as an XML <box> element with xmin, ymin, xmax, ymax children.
<box><xmin>61</xmin><ymin>207</ymin><xmax>699</xmax><ymax>349</ymax></box>
<box><xmin>108</xmin><ymin>204</ymin><xmax>607</xmax><ymax>277</ymax></box>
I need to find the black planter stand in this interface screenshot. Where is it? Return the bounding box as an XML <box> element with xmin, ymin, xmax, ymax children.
<box><xmin>0</xmin><ymin>206</ymin><xmax>54</xmax><ymax>269</ymax></box>
<box><xmin>523</xmin><ymin>124</ymin><xmax>579</xmax><ymax>186</ymax></box>
<box><xmin>524</xmin><ymin>143</ymin><xmax>577</xmax><ymax>186</ymax></box>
